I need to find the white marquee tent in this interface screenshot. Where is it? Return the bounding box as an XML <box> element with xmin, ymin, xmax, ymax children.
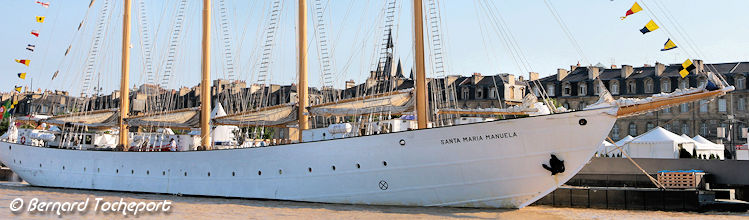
<box><xmin>691</xmin><ymin>135</ymin><xmax>725</xmax><ymax>159</ymax></box>
<box><xmin>626</xmin><ymin>127</ymin><xmax>695</xmax><ymax>159</ymax></box>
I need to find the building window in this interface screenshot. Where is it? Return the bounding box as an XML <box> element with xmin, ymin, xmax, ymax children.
<box><xmin>612</xmin><ymin>124</ymin><xmax>620</xmax><ymax>139</ymax></box>
<box><xmin>682</xmin><ymin>122</ymin><xmax>689</xmax><ymax>135</ymax></box>
<box><xmin>644</xmin><ymin>78</ymin><xmax>654</xmax><ymax>93</ymax></box>
<box><xmin>646</xmin><ymin>122</ymin><xmax>655</xmax><ymax>131</ymax></box>
<box><xmin>629</xmin><ymin>123</ymin><xmax>637</xmax><ymax>136</ymax></box>
<box><xmin>508</xmin><ymin>86</ymin><xmax>515</xmax><ymax>100</ymax></box>
<box><xmin>610</xmin><ymin>81</ymin><xmax>620</xmax><ymax>95</ymax></box>
<box><xmin>680</xmin><ymin>103</ymin><xmax>689</xmax><ymax>113</ymax></box>
<box><xmin>699</xmin><ymin>100</ymin><xmax>708</xmax><ymax>112</ymax></box>
<box><xmin>718</xmin><ymin>99</ymin><xmax>727</xmax><ymax>112</ymax></box>
<box><xmin>579</xmin><ymin>83</ymin><xmax>587</xmax><ymax>96</ymax></box>
<box><xmin>664</xmin><ymin>123</ymin><xmax>672</xmax><ymax>132</ymax></box>
<box><xmin>662</xmin><ymin>78</ymin><xmax>672</xmax><ymax>92</ymax></box>
<box><xmin>578</xmin><ymin>102</ymin><xmax>586</xmax><ymax>110</ymax></box>
<box><xmin>626</xmin><ymin>81</ymin><xmax>636</xmax><ymax>94</ymax></box>
<box><xmin>700</xmin><ymin>123</ymin><xmax>708</xmax><ymax>136</ymax></box>
<box><xmin>563</xmin><ymin>102</ymin><xmax>569</xmax><ymax>109</ymax></box>
<box><xmin>546</xmin><ymin>84</ymin><xmax>555</xmax><ymax>96</ymax></box>
<box><xmin>488</xmin><ymin>87</ymin><xmax>497</xmax><ymax>99</ymax></box>
<box><xmin>679</xmin><ymin>79</ymin><xmax>689</xmax><ymax>89</ymax></box>
<box><xmin>739</xmin><ymin>97</ymin><xmax>746</xmax><ymax>111</ymax></box>
<box><xmin>562</xmin><ymin>82</ymin><xmax>571</xmax><ymax>96</ymax></box>
<box><xmin>737</xmin><ymin>76</ymin><xmax>746</xmax><ymax>90</ymax></box>
<box><xmin>663</xmin><ymin>107</ymin><xmax>671</xmax><ymax>113</ymax></box>
<box><xmin>476</xmin><ymin>88</ymin><xmax>484</xmax><ymax>99</ymax></box>
<box><xmin>462</xmin><ymin>88</ymin><xmax>469</xmax><ymax>100</ymax></box>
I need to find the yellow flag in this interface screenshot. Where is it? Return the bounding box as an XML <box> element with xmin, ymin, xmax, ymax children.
<box><xmin>17</xmin><ymin>73</ymin><xmax>26</xmax><ymax>79</ymax></box>
<box><xmin>36</xmin><ymin>16</ymin><xmax>45</xmax><ymax>23</ymax></box>
<box><xmin>14</xmin><ymin>86</ymin><xmax>22</xmax><ymax>92</ymax></box>
<box><xmin>679</xmin><ymin>59</ymin><xmax>696</xmax><ymax>78</ymax></box>
<box><xmin>640</xmin><ymin>20</ymin><xmax>659</xmax><ymax>34</ymax></box>
<box><xmin>620</xmin><ymin>2</ymin><xmax>643</xmax><ymax>20</ymax></box>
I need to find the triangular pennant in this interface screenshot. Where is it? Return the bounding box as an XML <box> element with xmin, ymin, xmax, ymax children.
<box><xmin>14</xmin><ymin>59</ymin><xmax>30</xmax><ymax>67</ymax></box>
<box><xmin>36</xmin><ymin>16</ymin><xmax>45</xmax><ymax>23</ymax></box>
<box><xmin>17</xmin><ymin>73</ymin><xmax>26</xmax><ymax>79</ymax></box>
<box><xmin>31</xmin><ymin>30</ymin><xmax>39</xmax><ymax>37</ymax></box>
<box><xmin>36</xmin><ymin>1</ymin><xmax>50</xmax><ymax>8</ymax></box>
<box><xmin>640</xmin><ymin>20</ymin><xmax>659</xmax><ymax>34</ymax></box>
<box><xmin>661</xmin><ymin>39</ymin><xmax>677</xmax><ymax>51</ymax></box>
<box><xmin>26</xmin><ymin>44</ymin><xmax>35</xmax><ymax>52</ymax></box>
<box><xmin>620</xmin><ymin>2</ymin><xmax>643</xmax><ymax>20</ymax></box>
<box><xmin>51</xmin><ymin>70</ymin><xmax>59</xmax><ymax>80</ymax></box>
<box><xmin>678</xmin><ymin>59</ymin><xmax>696</xmax><ymax>78</ymax></box>
<box><xmin>14</xmin><ymin>86</ymin><xmax>23</xmax><ymax>92</ymax></box>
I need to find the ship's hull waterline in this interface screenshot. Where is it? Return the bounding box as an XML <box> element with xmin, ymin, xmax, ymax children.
<box><xmin>0</xmin><ymin>108</ymin><xmax>616</xmax><ymax>208</ymax></box>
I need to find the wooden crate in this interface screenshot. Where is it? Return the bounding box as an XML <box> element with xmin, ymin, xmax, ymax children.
<box><xmin>657</xmin><ymin>171</ymin><xmax>705</xmax><ymax>189</ymax></box>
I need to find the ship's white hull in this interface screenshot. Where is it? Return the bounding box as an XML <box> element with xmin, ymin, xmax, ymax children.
<box><xmin>0</xmin><ymin>108</ymin><xmax>616</xmax><ymax>208</ymax></box>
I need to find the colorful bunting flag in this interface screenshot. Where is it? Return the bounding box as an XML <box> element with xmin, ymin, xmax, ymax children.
<box><xmin>639</xmin><ymin>20</ymin><xmax>659</xmax><ymax>34</ymax></box>
<box><xmin>31</xmin><ymin>30</ymin><xmax>39</xmax><ymax>37</ymax></box>
<box><xmin>26</xmin><ymin>44</ymin><xmax>35</xmax><ymax>52</ymax></box>
<box><xmin>661</xmin><ymin>39</ymin><xmax>677</xmax><ymax>51</ymax></box>
<box><xmin>36</xmin><ymin>16</ymin><xmax>45</xmax><ymax>23</ymax></box>
<box><xmin>36</xmin><ymin>1</ymin><xmax>50</xmax><ymax>8</ymax></box>
<box><xmin>620</xmin><ymin>2</ymin><xmax>643</xmax><ymax>20</ymax></box>
<box><xmin>14</xmin><ymin>59</ymin><xmax>30</xmax><ymax>67</ymax></box>
<box><xmin>51</xmin><ymin>70</ymin><xmax>59</xmax><ymax>80</ymax></box>
<box><xmin>77</xmin><ymin>21</ymin><xmax>83</xmax><ymax>30</ymax></box>
<box><xmin>0</xmin><ymin>101</ymin><xmax>8</xmax><ymax>120</ymax></box>
<box><xmin>14</xmin><ymin>86</ymin><xmax>23</xmax><ymax>93</ymax></box>
<box><xmin>678</xmin><ymin>59</ymin><xmax>696</xmax><ymax>78</ymax></box>
<box><xmin>64</xmin><ymin>45</ymin><xmax>71</xmax><ymax>56</ymax></box>
<box><xmin>17</xmin><ymin>73</ymin><xmax>26</xmax><ymax>79</ymax></box>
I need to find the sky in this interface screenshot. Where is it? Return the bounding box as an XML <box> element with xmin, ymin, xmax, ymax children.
<box><xmin>0</xmin><ymin>0</ymin><xmax>747</xmax><ymax>96</ymax></box>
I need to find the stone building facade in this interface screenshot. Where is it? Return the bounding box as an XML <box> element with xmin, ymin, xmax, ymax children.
<box><xmin>535</xmin><ymin>61</ymin><xmax>749</xmax><ymax>159</ymax></box>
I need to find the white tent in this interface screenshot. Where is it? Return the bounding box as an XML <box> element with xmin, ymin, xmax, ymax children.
<box><xmin>691</xmin><ymin>135</ymin><xmax>725</xmax><ymax>159</ymax></box>
<box><xmin>615</xmin><ymin>135</ymin><xmax>635</xmax><ymax>146</ymax></box>
<box><xmin>597</xmin><ymin>140</ymin><xmax>616</xmax><ymax>157</ymax></box>
<box><xmin>211</xmin><ymin>103</ymin><xmax>239</xmax><ymax>146</ymax></box>
<box><xmin>626</xmin><ymin>127</ymin><xmax>695</xmax><ymax>159</ymax></box>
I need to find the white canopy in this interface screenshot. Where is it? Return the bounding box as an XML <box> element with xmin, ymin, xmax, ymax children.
<box><xmin>626</xmin><ymin>127</ymin><xmax>695</xmax><ymax>159</ymax></box>
<box><xmin>691</xmin><ymin>135</ymin><xmax>725</xmax><ymax>159</ymax></box>
<box><xmin>615</xmin><ymin>135</ymin><xmax>635</xmax><ymax>146</ymax></box>
<box><xmin>211</xmin><ymin>103</ymin><xmax>238</xmax><ymax>143</ymax></box>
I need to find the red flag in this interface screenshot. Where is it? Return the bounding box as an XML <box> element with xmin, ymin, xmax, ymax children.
<box><xmin>31</xmin><ymin>30</ymin><xmax>39</xmax><ymax>37</ymax></box>
<box><xmin>36</xmin><ymin>1</ymin><xmax>50</xmax><ymax>8</ymax></box>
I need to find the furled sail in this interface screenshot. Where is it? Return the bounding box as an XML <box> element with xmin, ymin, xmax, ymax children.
<box><xmin>125</xmin><ymin>107</ymin><xmax>200</xmax><ymax>129</ymax></box>
<box><xmin>41</xmin><ymin>108</ymin><xmax>119</xmax><ymax>129</ymax></box>
<box><xmin>437</xmin><ymin>94</ymin><xmax>541</xmax><ymax>115</ymax></box>
<box><xmin>213</xmin><ymin>104</ymin><xmax>297</xmax><ymax>126</ymax></box>
<box><xmin>308</xmin><ymin>89</ymin><xmax>414</xmax><ymax>116</ymax></box>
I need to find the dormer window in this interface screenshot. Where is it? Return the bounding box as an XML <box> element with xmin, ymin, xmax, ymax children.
<box><xmin>662</xmin><ymin>78</ymin><xmax>672</xmax><ymax>92</ymax></box>
<box><xmin>578</xmin><ymin>83</ymin><xmax>587</xmax><ymax>96</ymax></box>
<box><xmin>610</xmin><ymin>81</ymin><xmax>619</xmax><ymax>95</ymax></box>
<box><xmin>462</xmin><ymin>88</ymin><xmax>470</xmax><ymax>100</ymax></box>
<box><xmin>626</xmin><ymin>80</ymin><xmax>636</xmax><ymax>94</ymax></box>
<box><xmin>546</xmin><ymin>84</ymin><xmax>555</xmax><ymax>96</ymax></box>
<box><xmin>644</xmin><ymin>78</ymin><xmax>654</xmax><ymax>93</ymax></box>
<box><xmin>736</xmin><ymin>76</ymin><xmax>745</xmax><ymax>90</ymax></box>
<box><xmin>476</xmin><ymin>88</ymin><xmax>484</xmax><ymax>99</ymax></box>
<box><xmin>562</xmin><ymin>82</ymin><xmax>571</xmax><ymax>96</ymax></box>
<box><xmin>679</xmin><ymin>79</ymin><xmax>688</xmax><ymax>89</ymax></box>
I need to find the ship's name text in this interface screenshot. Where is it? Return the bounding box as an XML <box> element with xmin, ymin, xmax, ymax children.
<box><xmin>440</xmin><ymin>132</ymin><xmax>517</xmax><ymax>145</ymax></box>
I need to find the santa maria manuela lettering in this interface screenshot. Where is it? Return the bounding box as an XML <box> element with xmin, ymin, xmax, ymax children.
<box><xmin>440</xmin><ymin>132</ymin><xmax>518</xmax><ymax>145</ymax></box>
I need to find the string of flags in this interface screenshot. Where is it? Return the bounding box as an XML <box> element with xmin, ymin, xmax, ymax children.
<box><xmin>621</xmin><ymin>2</ymin><xmax>692</xmax><ymax>78</ymax></box>
<box><xmin>11</xmin><ymin>1</ymin><xmax>52</xmax><ymax>95</ymax></box>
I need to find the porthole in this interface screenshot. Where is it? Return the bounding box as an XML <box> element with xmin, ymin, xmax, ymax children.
<box><xmin>383</xmin><ymin>161</ymin><xmax>388</xmax><ymax>166</ymax></box>
<box><xmin>399</xmin><ymin>139</ymin><xmax>406</xmax><ymax>146</ymax></box>
<box><xmin>308</xmin><ymin>167</ymin><xmax>312</xmax><ymax>173</ymax></box>
<box><xmin>331</xmin><ymin>165</ymin><xmax>336</xmax><ymax>171</ymax></box>
<box><xmin>258</xmin><ymin>170</ymin><xmax>262</xmax><ymax>176</ymax></box>
<box><xmin>232</xmin><ymin>172</ymin><xmax>236</xmax><ymax>176</ymax></box>
<box><xmin>579</xmin><ymin>119</ymin><xmax>587</xmax><ymax>126</ymax></box>
<box><xmin>356</xmin><ymin>163</ymin><xmax>361</xmax><ymax>169</ymax></box>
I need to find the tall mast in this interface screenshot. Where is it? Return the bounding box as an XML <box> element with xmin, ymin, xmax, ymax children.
<box><xmin>200</xmin><ymin>0</ymin><xmax>212</xmax><ymax>149</ymax></box>
<box><xmin>413</xmin><ymin>0</ymin><xmax>428</xmax><ymax>129</ymax></box>
<box><xmin>297</xmin><ymin>0</ymin><xmax>309</xmax><ymax>139</ymax></box>
<box><xmin>119</xmin><ymin>0</ymin><xmax>132</xmax><ymax>150</ymax></box>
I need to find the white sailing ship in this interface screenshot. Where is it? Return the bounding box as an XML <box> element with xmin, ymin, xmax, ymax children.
<box><xmin>0</xmin><ymin>0</ymin><xmax>734</xmax><ymax>208</ymax></box>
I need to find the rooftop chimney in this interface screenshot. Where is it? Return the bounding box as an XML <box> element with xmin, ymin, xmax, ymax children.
<box><xmin>472</xmin><ymin>73</ymin><xmax>483</xmax><ymax>84</ymax></box>
<box><xmin>557</xmin><ymin>68</ymin><xmax>569</xmax><ymax>81</ymax></box>
<box><xmin>345</xmin><ymin>80</ymin><xmax>356</xmax><ymax>89</ymax></box>
<box><xmin>621</xmin><ymin>65</ymin><xmax>634</xmax><ymax>78</ymax></box>
<box><xmin>588</xmin><ymin>66</ymin><xmax>600</xmax><ymax>80</ymax></box>
<box><xmin>655</xmin><ymin>62</ymin><xmax>665</xmax><ymax>76</ymax></box>
<box><xmin>693</xmin><ymin>59</ymin><xmax>704</xmax><ymax>73</ymax></box>
<box><xmin>611</xmin><ymin>64</ymin><xmax>617</xmax><ymax>69</ymax></box>
<box><xmin>570</xmin><ymin>65</ymin><xmax>578</xmax><ymax>72</ymax></box>
<box><xmin>507</xmin><ymin>74</ymin><xmax>516</xmax><ymax>85</ymax></box>
<box><xmin>529</xmin><ymin>72</ymin><xmax>539</xmax><ymax>81</ymax></box>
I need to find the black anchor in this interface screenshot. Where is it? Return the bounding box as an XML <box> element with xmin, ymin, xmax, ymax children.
<box><xmin>542</xmin><ymin>154</ymin><xmax>565</xmax><ymax>175</ymax></box>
